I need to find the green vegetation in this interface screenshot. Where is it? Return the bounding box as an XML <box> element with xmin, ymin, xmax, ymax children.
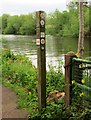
<box><xmin>2</xmin><ymin>49</ymin><xmax>65</xmax><ymax>119</ymax></box>
<box><xmin>0</xmin><ymin>4</ymin><xmax>90</xmax><ymax>37</ymax></box>
<box><xmin>1</xmin><ymin>2</ymin><xmax>90</xmax><ymax>119</ymax></box>
<box><xmin>2</xmin><ymin>49</ymin><xmax>91</xmax><ymax>119</ymax></box>
<box><xmin>1</xmin><ymin>13</ymin><xmax>36</xmax><ymax>35</ymax></box>
<box><xmin>46</xmin><ymin>6</ymin><xmax>89</xmax><ymax>37</ymax></box>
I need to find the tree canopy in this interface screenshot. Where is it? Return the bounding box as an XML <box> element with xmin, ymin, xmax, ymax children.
<box><xmin>2</xmin><ymin>13</ymin><xmax>36</xmax><ymax>35</ymax></box>
<box><xmin>1</xmin><ymin>5</ymin><xmax>90</xmax><ymax>37</ymax></box>
<box><xmin>46</xmin><ymin>5</ymin><xmax>89</xmax><ymax>37</ymax></box>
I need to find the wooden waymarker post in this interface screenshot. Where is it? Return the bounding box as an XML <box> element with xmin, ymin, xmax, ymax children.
<box><xmin>36</xmin><ymin>11</ymin><xmax>46</xmax><ymax>109</ymax></box>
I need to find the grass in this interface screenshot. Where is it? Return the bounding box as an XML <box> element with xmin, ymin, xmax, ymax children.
<box><xmin>2</xmin><ymin>48</ymin><xmax>91</xmax><ymax>120</ymax></box>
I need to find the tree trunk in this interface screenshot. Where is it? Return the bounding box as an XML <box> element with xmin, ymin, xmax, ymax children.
<box><xmin>78</xmin><ymin>2</ymin><xmax>84</xmax><ymax>58</ymax></box>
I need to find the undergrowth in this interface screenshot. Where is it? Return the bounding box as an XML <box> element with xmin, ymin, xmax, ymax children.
<box><xmin>2</xmin><ymin>49</ymin><xmax>91</xmax><ymax>120</ymax></box>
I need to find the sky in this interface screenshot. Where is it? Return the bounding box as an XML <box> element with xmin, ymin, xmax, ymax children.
<box><xmin>0</xmin><ymin>0</ymin><xmax>68</xmax><ymax>15</ymax></box>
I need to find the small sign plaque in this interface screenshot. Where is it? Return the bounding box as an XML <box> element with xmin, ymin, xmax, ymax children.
<box><xmin>40</xmin><ymin>20</ymin><xmax>45</xmax><ymax>26</ymax></box>
<box><xmin>41</xmin><ymin>39</ymin><xmax>45</xmax><ymax>44</ymax></box>
<box><xmin>36</xmin><ymin>38</ymin><xmax>40</xmax><ymax>46</ymax></box>
<box><xmin>41</xmin><ymin>32</ymin><xmax>45</xmax><ymax>38</ymax></box>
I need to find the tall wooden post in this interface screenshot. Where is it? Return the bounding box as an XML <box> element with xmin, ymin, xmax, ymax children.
<box><xmin>36</xmin><ymin>11</ymin><xmax>46</xmax><ymax>109</ymax></box>
<box><xmin>64</xmin><ymin>52</ymin><xmax>76</xmax><ymax>107</ymax></box>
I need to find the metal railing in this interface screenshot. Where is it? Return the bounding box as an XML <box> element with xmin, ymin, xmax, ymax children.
<box><xmin>64</xmin><ymin>53</ymin><xmax>91</xmax><ymax>107</ymax></box>
<box><xmin>71</xmin><ymin>58</ymin><xmax>91</xmax><ymax>108</ymax></box>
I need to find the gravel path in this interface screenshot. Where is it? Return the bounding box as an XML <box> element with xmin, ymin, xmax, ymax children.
<box><xmin>0</xmin><ymin>85</ymin><xmax>28</xmax><ymax>120</ymax></box>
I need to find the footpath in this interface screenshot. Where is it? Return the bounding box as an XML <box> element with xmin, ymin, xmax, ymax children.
<box><xmin>0</xmin><ymin>85</ymin><xmax>28</xmax><ymax>120</ymax></box>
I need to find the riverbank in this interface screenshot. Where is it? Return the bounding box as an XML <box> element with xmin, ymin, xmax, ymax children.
<box><xmin>2</xmin><ymin>49</ymin><xmax>91</xmax><ymax>119</ymax></box>
<box><xmin>2</xmin><ymin>49</ymin><xmax>65</xmax><ymax>119</ymax></box>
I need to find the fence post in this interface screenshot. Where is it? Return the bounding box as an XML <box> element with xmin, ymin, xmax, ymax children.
<box><xmin>36</xmin><ymin>11</ymin><xmax>46</xmax><ymax>109</ymax></box>
<box><xmin>64</xmin><ymin>52</ymin><xmax>76</xmax><ymax>107</ymax></box>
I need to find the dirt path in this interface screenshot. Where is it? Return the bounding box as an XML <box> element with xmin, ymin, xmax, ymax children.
<box><xmin>0</xmin><ymin>85</ymin><xmax>29</xmax><ymax>120</ymax></box>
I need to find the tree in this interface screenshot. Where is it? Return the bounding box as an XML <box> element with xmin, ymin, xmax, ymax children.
<box><xmin>78</xmin><ymin>1</ymin><xmax>84</xmax><ymax>58</ymax></box>
<box><xmin>2</xmin><ymin>14</ymin><xmax>10</xmax><ymax>34</ymax></box>
<box><xmin>4</xmin><ymin>15</ymin><xmax>20</xmax><ymax>34</ymax></box>
<box><xmin>0</xmin><ymin>16</ymin><xmax>2</xmax><ymax>34</ymax></box>
<box><xmin>2</xmin><ymin>13</ymin><xmax>36</xmax><ymax>35</ymax></box>
<box><xmin>63</xmin><ymin>9</ymin><xmax>79</xmax><ymax>37</ymax></box>
<box><xmin>67</xmin><ymin>1</ymin><xmax>78</xmax><ymax>11</ymax></box>
<box><xmin>19</xmin><ymin>14</ymin><xmax>36</xmax><ymax>35</ymax></box>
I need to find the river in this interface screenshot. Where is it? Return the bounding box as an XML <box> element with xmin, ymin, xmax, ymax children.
<box><xmin>1</xmin><ymin>35</ymin><xmax>91</xmax><ymax>71</ymax></box>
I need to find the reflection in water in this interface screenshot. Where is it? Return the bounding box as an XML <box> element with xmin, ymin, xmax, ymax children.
<box><xmin>1</xmin><ymin>35</ymin><xmax>91</xmax><ymax>71</ymax></box>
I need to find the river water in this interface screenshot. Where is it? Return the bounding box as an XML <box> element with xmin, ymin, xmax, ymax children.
<box><xmin>1</xmin><ymin>35</ymin><xmax>91</xmax><ymax>71</ymax></box>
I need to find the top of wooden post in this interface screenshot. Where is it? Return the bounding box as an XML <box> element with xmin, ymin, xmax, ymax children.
<box><xmin>66</xmin><ymin>51</ymin><xmax>77</xmax><ymax>58</ymax></box>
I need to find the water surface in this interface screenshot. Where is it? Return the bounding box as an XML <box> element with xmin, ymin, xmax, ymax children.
<box><xmin>1</xmin><ymin>35</ymin><xmax>91</xmax><ymax>71</ymax></box>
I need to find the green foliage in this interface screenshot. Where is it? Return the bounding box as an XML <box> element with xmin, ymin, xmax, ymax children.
<box><xmin>2</xmin><ymin>49</ymin><xmax>37</xmax><ymax>88</ymax></box>
<box><xmin>19</xmin><ymin>14</ymin><xmax>36</xmax><ymax>35</ymax></box>
<box><xmin>2</xmin><ymin>13</ymin><xmax>36</xmax><ymax>35</ymax></box>
<box><xmin>46</xmin><ymin>6</ymin><xmax>89</xmax><ymax>37</ymax></box>
<box><xmin>2</xmin><ymin>49</ymin><xmax>65</xmax><ymax>119</ymax></box>
<box><xmin>46</xmin><ymin>64</ymin><xmax>64</xmax><ymax>94</ymax></box>
<box><xmin>0</xmin><ymin>16</ymin><xmax>2</xmax><ymax>34</ymax></box>
<box><xmin>71</xmin><ymin>83</ymin><xmax>91</xmax><ymax>120</ymax></box>
<box><xmin>4</xmin><ymin>15</ymin><xmax>21</xmax><ymax>34</ymax></box>
<box><xmin>2</xmin><ymin>14</ymin><xmax>10</xmax><ymax>34</ymax></box>
<box><xmin>2</xmin><ymin>49</ymin><xmax>91</xmax><ymax>119</ymax></box>
<box><xmin>1</xmin><ymin>5</ymin><xmax>90</xmax><ymax>37</ymax></box>
<box><xmin>84</xmin><ymin>7</ymin><xmax>89</xmax><ymax>36</ymax></box>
